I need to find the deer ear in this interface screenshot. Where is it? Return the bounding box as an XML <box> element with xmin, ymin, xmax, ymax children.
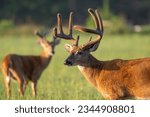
<box><xmin>86</xmin><ymin>43</ymin><xmax>99</xmax><ymax>52</ymax></box>
<box><xmin>65</xmin><ymin>44</ymin><xmax>72</xmax><ymax>52</ymax></box>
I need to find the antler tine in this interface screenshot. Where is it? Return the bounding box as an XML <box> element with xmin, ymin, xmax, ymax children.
<box><xmin>53</xmin><ymin>12</ymin><xmax>76</xmax><ymax>44</ymax></box>
<box><xmin>53</xmin><ymin>27</ymin><xmax>57</xmax><ymax>38</ymax></box>
<box><xmin>57</xmin><ymin>13</ymin><xmax>64</xmax><ymax>34</ymax></box>
<box><xmin>35</xmin><ymin>31</ymin><xmax>44</xmax><ymax>38</ymax></box>
<box><xmin>68</xmin><ymin>12</ymin><xmax>73</xmax><ymax>36</ymax></box>
<box><xmin>88</xmin><ymin>8</ymin><xmax>100</xmax><ymax>31</ymax></box>
<box><xmin>74</xmin><ymin>35</ymin><xmax>80</xmax><ymax>46</ymax></box>
<box><xmin>53</xmin><ymin>32</ymin><xmax>57</xmax><ymax>41</ymax></box>
<box><xmin>95</xmin><ymin>9</ymin><xmax>104</xmax><ymax>34</ymax></box>
<box><xmin>88</xmin><ymin>36</ymin><xmax>92</xmax><ymax>42</ymax></box>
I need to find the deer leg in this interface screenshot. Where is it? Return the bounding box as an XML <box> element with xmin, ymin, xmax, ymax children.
<box><xmin>19</xmin><ymin>86</ymin><xmax>23</xmax><ymax>97</ymax></box>
<box><xmin>31</xmin><ymin>70</ymin><xmax>41</xmax><ymax>97</ymax></box>
<box><xmin>5</xmin><ymin>76</ymin><xmax>11</xmax><ymax>98</ymax></box>
<box><xmin>23</xmin><ymin>80</ymin><xmax>28</xmax><ymax>93</ymax></box>
<box><xmin>1</xmin><ymin>66</ymin><xmax>11</xmax><ymax>98</ymax></box>
<box><xmin>9</xmin><ymin>68</ymin><xmax>25</xmax><ymax>96</ymax></box>
<box><xmin>17</xmin><ymin>79</ymin><xmax>24</xmax><ymax>97</ymax></box>
<box><xmin>31</xmin><ymin>81</ymin><xmax>37</xmax><ymax>96</ymax></box>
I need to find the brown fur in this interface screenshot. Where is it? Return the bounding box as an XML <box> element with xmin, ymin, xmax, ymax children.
<box><xmin>77</xmin><ymin>56</ymin><xmax>150</xmax><ymax>99</ymax></box>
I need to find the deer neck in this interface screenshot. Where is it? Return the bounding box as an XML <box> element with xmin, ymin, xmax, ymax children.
<box><xmin>77</xmin><ymin>55</ymin><xmax>103</xmax><ymax>88</ymax></box>
<box><xmin>40</xmin><ymin>50</ymin><xmax>53</xmax><ymax>68</ymax></box>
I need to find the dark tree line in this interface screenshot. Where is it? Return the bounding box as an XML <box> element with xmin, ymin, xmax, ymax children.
<box><xmin>0</xmin><ymin>0</ymin><xmax>150</xmax><ymax>25</ymax></box>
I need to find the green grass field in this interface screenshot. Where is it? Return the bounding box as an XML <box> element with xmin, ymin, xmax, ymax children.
<box><xmin>0</xmin><ymin>31</ymin><xmax>150</xmax><ymax>100</ymax></box>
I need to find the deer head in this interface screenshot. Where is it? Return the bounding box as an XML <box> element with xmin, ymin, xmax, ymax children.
<box><xmin>35</xmin><ymin>31</ymin><xmax>60</xmax><ymax>56</ymax></box>
<box><xmin>53</xmin><ymin>8</ymin><xmax>103</xmax><ymax>66</ymax></box>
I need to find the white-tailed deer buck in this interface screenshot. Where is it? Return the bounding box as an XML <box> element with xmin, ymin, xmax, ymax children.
<box><xmin>54</xmin><ymin>8</ymin><xmax>150</xmax><ymax>100</ymax></box>
<box><xmin>1</xmin><ymin>32</ymin><xmax>60</xmax><ymax>97</ymax></box>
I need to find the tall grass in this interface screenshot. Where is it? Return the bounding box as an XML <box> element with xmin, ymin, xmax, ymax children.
<box><xmin>0</xmin><ymin>32</ymin><xmax>150</xmax><ymax>100</ymax></box>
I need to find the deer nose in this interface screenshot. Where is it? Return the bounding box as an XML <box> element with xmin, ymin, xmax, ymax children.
<box><xmin>64</xmin><ymin>60</ymin><xmax>73</xmax><ymax>66</ymax></box>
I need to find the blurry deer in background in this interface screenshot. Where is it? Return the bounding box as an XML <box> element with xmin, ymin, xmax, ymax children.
<box><xmin>54</xmin><ymin>8</ymin><xmax>150</xmax><ymax>100</ymax></box>
<box><xmin>1</xmin><ymin>32</ymin><xmax>60</xmax><ymax>97</ymax></box>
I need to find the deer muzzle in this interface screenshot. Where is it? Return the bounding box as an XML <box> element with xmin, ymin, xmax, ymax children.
<box><xmin>64</xmin><ymin>59</ymin><xmax>73</xmax><ymax>66</ymax></box>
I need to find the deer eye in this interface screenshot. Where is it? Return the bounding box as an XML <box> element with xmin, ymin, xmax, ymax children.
<box><xmin>77</xmin><ymin>51</ymin><xmax>84</xmax><ymax>55</ymax></box>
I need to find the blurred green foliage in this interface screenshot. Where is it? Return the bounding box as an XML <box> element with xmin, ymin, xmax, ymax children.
<box><xmin>0</xmin><ymin>0</ymin><xmax>150</xmax><ymax>25</ymax></box>
<box><xmin>86</xmin><ymin>8</ymin><xmax>130</xmax><ymax>34</ymax></box>
<box><xmin>0</xmin><ymin>20</ymin><xmax>14</xmax><ymax>30</ymax></box>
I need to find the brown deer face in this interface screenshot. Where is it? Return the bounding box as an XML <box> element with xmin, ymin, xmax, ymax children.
<box><xmin>36</xmin><ymin>32</ymin><xmax>60</xmax><ymax>55</ymax></box>
<box><xmin>64</xmin><ymin>42</ymin><xmax>98</xmax><ymax>66</ymax></box>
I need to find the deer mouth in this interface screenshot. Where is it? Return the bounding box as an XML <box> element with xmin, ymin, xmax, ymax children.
<box><xmin>64</xmin><ymin>60</ymin><xmax>73</xmax><ymax>66</ymax></box>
